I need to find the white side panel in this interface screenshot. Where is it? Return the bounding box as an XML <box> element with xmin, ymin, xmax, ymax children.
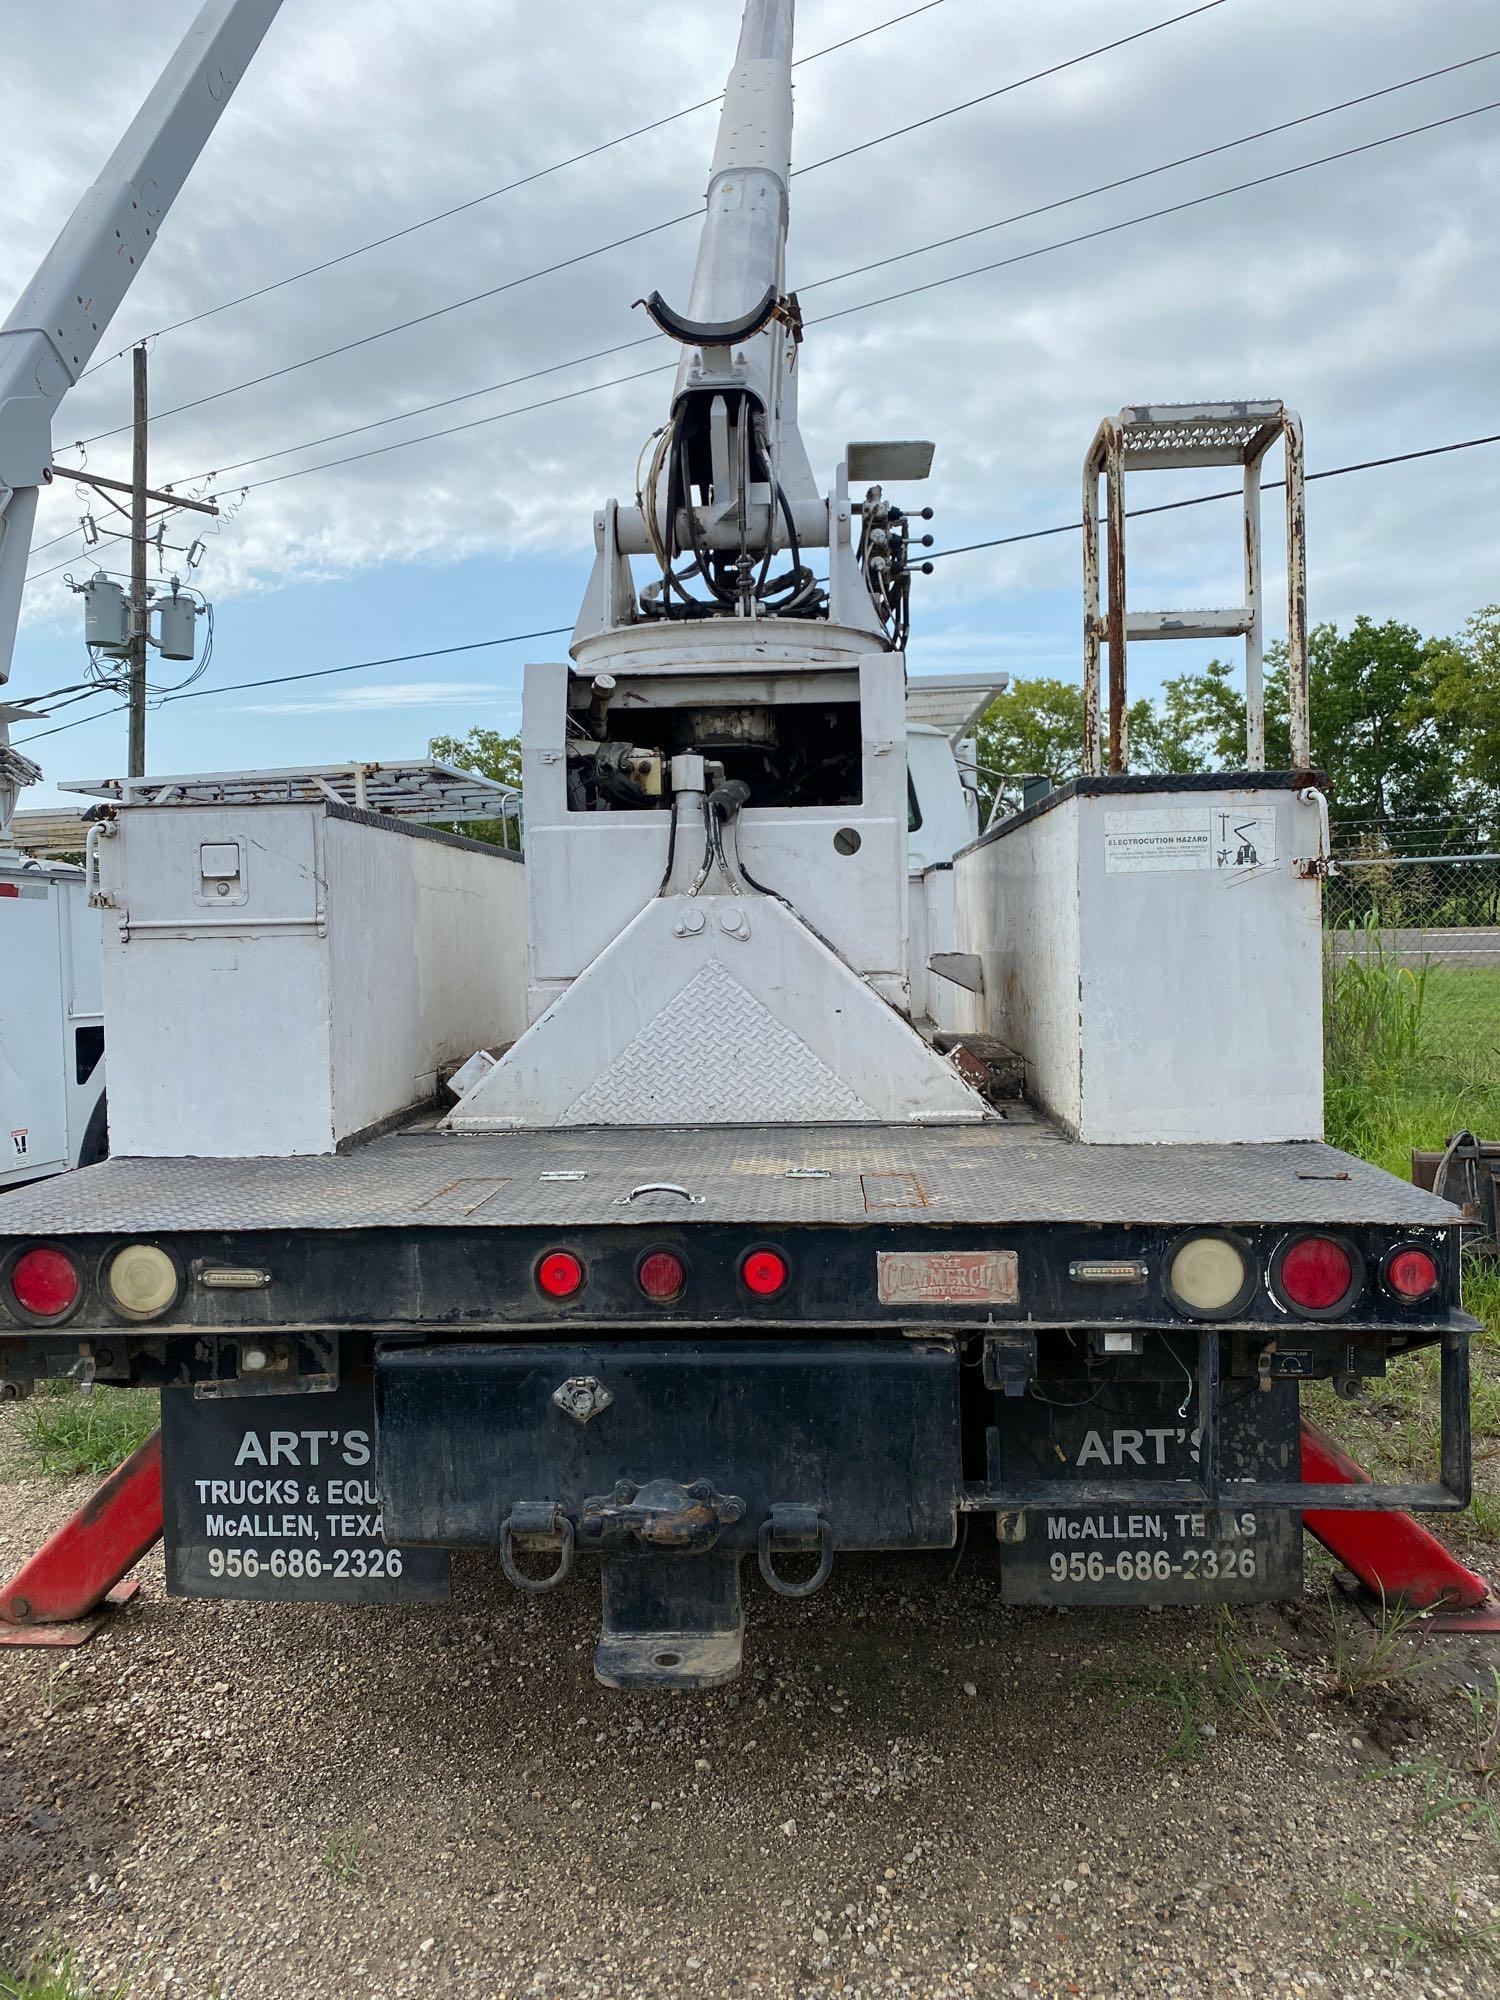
<box><xmin>953</xmin><ymin>787</ymin><xmax>1323</xmax><ymax>1144</ymax></box>
<box><xmin>100</xmin><ymin>927</ymin><xmax>335</xmax><ymax>1157</ymax></box>
<box><xmin>907</xmin><ymin>873</ymin><xmax>930</xmax><ymax>1024</ymax></box>
<box><xmin>324</xmin><ymin>820</ymin><xmax>527</xmax><ymax>1141</ymax></box>
<box><xmin>0</xmin><ymin>878</ymin><xmax>69</xmax><ymax>1184</ymax></box>
<box><xmin>955</xmin><ymin>803</ymin><xmax>1082</xmax><ymax>1131</ymax></box>
<box><xmin>97</xmin><ymin>803</ymin><xmax>333</xmax><ymax>1156</ymax></box>
<box><xmin>1074</xmin><ymin>790</ymin><xmax>1323</xmax><ymax>1143</ymax></box>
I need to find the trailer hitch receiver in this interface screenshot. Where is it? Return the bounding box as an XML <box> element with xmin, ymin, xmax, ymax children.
<box><xmin>579</xmin><ymin>1478</ymin><xmax>745</xmax><ymax>1553</ymax></box>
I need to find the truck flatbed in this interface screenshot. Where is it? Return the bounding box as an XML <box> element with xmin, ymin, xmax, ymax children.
<box><xmin>0</xmin><ymin>1113</ymin><xmax>1456</xmax><ymax>1234</ymax></box>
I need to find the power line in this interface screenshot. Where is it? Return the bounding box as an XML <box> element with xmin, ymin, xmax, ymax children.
<box><xmin>78</xmin><ymin>1</ymin><xmax>947</xmax><ymax>375</ymax></box>
<box><xmin>134</xmin><ymin>52</ymin><xmax>1500</xmax><ymax>497</ymax></box>
<box><xmin>808</xmin><ymin>97</ymin><xmax>1500</xmax><ymax>330</ymax></box>
<box><xmin>165</xmin><ymin>95</ymin><xmax>1500</xmax><ymax>505</ymax></box>
<box><xmin>800</xmin><ymin>48</ymin><xmax>1500</xmax><ymax>297</ymax></box>
<box><xmin>23</xmin><ymin>87</ymin><xmax>1499</xmax><ymax>588</ymax></box>
<box><xmin>16</xmin><ymin>426</ymin><xmax>1499</xmax><ymax>747</ymax></box>
<box><xmin>67</xmin><ymin>0</ymin><xmax>1231</xmax><ymax>451</ymax></box>
<box><xmin>926</xmin><ymin>432</ymin><xmax>1500</xmax><ymax>561</ymax></box>
<box><xmin>15</xmin><ymin>628</ymin><xmax>573</xmax><ymax>745</ymax></box>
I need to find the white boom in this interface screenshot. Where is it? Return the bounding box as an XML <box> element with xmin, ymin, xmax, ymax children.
<box><xmin>0</xmin><ymin>0</ymin><xmax>282</xmax><ymax>826</ymax></box>
<box><xmin>639</xmin><ymin>0</ymin><xmax>817</xmax><ymax>517</ymax></box>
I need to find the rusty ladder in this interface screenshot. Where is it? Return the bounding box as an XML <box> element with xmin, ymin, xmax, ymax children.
<box><xmin>1082</xmin><ymin>400</ymin><xmax>1309</xmax><ymax>777</ymax></box>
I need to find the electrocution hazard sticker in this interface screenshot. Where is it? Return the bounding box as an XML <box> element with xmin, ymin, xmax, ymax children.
<box><xmin>1103</xmin><ymin>809</ymin><xmax>1211</xmax><ymax>871</ymax></box>
<box><xmin>1104</xmin><ymin>807</ymin><xmax>1280</xmax><ymax>874</ymax></box>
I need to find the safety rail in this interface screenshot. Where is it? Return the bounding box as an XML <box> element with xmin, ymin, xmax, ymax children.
<box><xmin>1082</xmin><ymin>400</ymin><xmax>1309</xmax><ymax>775</ymax></box>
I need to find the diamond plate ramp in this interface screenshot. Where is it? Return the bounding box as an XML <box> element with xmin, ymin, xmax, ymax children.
<box><xmin>447</xmin><ymin>892</ymin><xmax>987</xmax><ymax>1130</ymax></box>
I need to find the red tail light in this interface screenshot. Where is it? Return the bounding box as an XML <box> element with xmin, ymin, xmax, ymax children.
<box><xmin>1276</xmin><ymin>1235</ymin><xmax>1356</xmax><ymax>1313</ymax></box>
<box><xmin>9</xmin><ymin>1246</ymin><xmax>82</xmax><ymax>1320</ymax></box>
<box><xmin>741</xmin><ymin>1248</ymin><xmax>789</xmax><ymax>1298</ymax></box>
<box><xmin>638</xmin><ymin>1251</ymin><xmax>687</xmax><ymax>1302</ymax></box>
<box><xmin>1385</xmin><ymin>1246</ymin><xmax>1440</xmax><ymax>1302</ymax></box>
<box><xmin>536</xmin><ymin>1250</ymin><xmax>584</xmax><ymax>1300</ymax></box>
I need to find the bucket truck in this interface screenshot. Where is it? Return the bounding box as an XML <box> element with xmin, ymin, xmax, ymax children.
<box><xmin>0</xmin><ymin>0</ymin><xmax>1475</xmax><ymax>1686</ymax></box>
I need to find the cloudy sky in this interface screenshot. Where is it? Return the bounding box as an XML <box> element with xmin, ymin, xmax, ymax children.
<box><xmin>5</xmin><ymin>0</ymin><xmax>1498</xmax><ymax>803</ymax></box>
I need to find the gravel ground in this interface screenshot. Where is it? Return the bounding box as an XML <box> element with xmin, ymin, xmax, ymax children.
<box><xmin>4</xmin><ymin>1407</ymin><xmax>1500</xmax><ymax>2000</ymax></box>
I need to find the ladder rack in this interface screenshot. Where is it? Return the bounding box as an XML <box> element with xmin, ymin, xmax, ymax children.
<box><xmin>1082</xmin><ymin>400</ymin><xmax>1309</xmax><ymax>775</ymax></box>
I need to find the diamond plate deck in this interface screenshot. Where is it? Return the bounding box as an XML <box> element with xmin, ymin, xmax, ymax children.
<box><xmin>0</xmin><ymin>1116</ymin><xmax>1461</xmax><ymax>1235</ymax></box>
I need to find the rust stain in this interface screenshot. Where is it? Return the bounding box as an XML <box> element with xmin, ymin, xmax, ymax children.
<box><xmin>860</xmin><ymin>1171</ymin><xmax>935</xmax><ymax>1212</ymax></box>
<box><xmin>412</xmin><ymin>1178</ymin><xmax>510</xmax><ymax>1217</ymax></box>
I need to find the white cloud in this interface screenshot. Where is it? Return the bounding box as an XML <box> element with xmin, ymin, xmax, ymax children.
<box><xmin>5</xmin><ymin>0</ymin><xmax>1498</xmax><ymax>655</ymax></box>
<box><xmin>242</xmin><ymin>679</ymin><xmax>516</xmax><ymax>716</ymax></box>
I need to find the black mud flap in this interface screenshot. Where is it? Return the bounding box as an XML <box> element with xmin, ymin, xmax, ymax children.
<box><xmin>993</xmin><ymin>1379</ymin><xmax>1303</xmax><ymax>1606</ymax></box>
<box><xmin>376</xmin><ymin>1340</ymin><xmax>960</xmax><ymax>1687</ymax></box>
<box><xmin>161</xmin><ymin>1381</ymin><xmax>451</xmax><ymax>1604</ymax></box>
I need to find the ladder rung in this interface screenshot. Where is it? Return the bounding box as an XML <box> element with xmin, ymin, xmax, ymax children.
<box><xmin>1125</xmin><ymin>609</ymin><xmax>1253</xmax><ymax>641</ymax></box>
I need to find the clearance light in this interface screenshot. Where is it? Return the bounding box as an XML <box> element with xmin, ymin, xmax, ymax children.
<box><xmin>1167</xmin><ymin>1234</ymin><xmax>1251</xmax><ymax>1318</ymax></box>
<box><xmin>1385</xmin><ymin>1246</ymin><xmax>1440</xmax><ymax>1303</ymax></box>
<box><xmin>638</xmin><ymin>1251</ymin><xmax>687</xmax><ymax>1302</ymax></box>
<box><xmin>1276</xmin><ymin>1234</ymin><xmax>1357</xmax><ymax>1314</ymax></box>
<box><xmin>8</xmin><ymin>1246</ymin><xmax>81</xmax><ymax>1321</ymax></box>
<box><xmin>536</xmin><ymin>1250</ymin><xmax>585</xmax><ymax>1300</ymax></box>
<box><xmin>106</xmin><ymin>1243</ymin><xmax>180</xmax><ymax>1319</ymax></box>
<box><xmin>741</xmin><ymin>1248</ymin><xmax>789</xmax><ymax>1298</ymax></box>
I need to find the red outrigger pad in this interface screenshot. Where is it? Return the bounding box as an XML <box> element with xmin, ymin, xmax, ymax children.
<box><xmin>1</xmin><ymin>1419</ymin><xmax>1493</xmax><ymax>1642</ymax></box>
<box><xmin>0</xmin><ymin>1426</ymin><xmax>164</xmax><ymax>1648</ymax></box>
<box><xmin>1300</xmin><ymin>1417</ymin><xmax>1491</xmax><ymax>1617</ymax></box>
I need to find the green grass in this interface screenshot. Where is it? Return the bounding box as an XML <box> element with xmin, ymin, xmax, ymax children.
<box><xmin>1324</xmin><ymin>952</ymin><xmax>1500</xmax><ymax>1176</ymax></box>
<box><xmin>0</xmin><ymin>1955</ymin><xmax>130</xmax><ymax>2000</ymax></box>
<box><xmin>1110</xmin><ymin>1608</ymin><xmax>1287</xmax><ymax>1761</ymax></box>
<box><xmin>1376</xmin><ymin>1669</ymin><xmax>1500</xmax><ymax>1846</ymax></box>
<box><xmin>318</xmin><ymin>1830</ymin><xmax>365</xmax><ymax>1884</ymax></box>
<box><xmin>1336</xmin><ymin>1884</ymin><xmax>1500</xmax><ymax>1970</ymax></box>
<box><xmin>1314</xmin><ymin>952</ymin><xmax>1500</xmax><ymax>1535</ymax></box>
<box><xmin>7</xmin><ymin>1384</ymin><xmax>160</xmax><ymax>1480</ymax></box>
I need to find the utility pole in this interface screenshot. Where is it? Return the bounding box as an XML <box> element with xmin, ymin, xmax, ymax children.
<box><xmin>128</xmin><ymin>342</ymin><xmax>149</xmax><ymax>779</ymax></box>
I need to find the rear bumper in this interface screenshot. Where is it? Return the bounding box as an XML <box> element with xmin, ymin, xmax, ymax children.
<box><xmin>375</xmin><ymin>1338</ymin><xmax>962</xmax><ymax>1553</ymax></box>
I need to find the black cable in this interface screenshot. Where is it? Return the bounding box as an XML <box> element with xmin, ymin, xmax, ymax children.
<box><xmin>926</xmin><ymin>431</ymin><xmax>1500</xmax><ymax>562</ymax></box>
<box><xmin>13</xmin><ymin>627</ymin><xmax>572</xmax><ymax>745</ymax></box>
<box><xmin>15</xmin><ymin>430</ymin><xmax>1499</xmax><ymax>747</ymax></box>
<box><xmin>798</xmin><ymin>48</ymin><xmax>1500</xmax><ymax>299</ymax></box>
<box><xmin>69</xmin><ymin>0</ymin><xmax>1231</xmax><ymax>451</ymax></box>
<box><xmin>795</xmin><ymin>0</ymin><xmax>1227</xmax><ymax>186</ymax></box>
<box><xmin>143</xmin><ymin>90</ymin><xmax>1500</xmax><ymax>505</ymax></box>
<box><xmin>79</xmin><ymin>2</ymin><xmax>947</xmax><ymax>377</ymax></box>
<box><xmin>808</xmin><ymin>98</ymin><xmax>1500</xmax><ymax>333</ymax></box>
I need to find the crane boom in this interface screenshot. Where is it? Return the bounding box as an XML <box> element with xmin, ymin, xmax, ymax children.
<box><xmin>0</xmin><ymin>0</ymin><xmax>284</xmax><ymax>697</ymax></box>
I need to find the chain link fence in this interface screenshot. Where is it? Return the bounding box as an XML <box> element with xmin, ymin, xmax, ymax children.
<box><xmin>1325</xmin><ymin>855</ymin><xmax>1500</xmax><ymax>966</ymax></box>
<box><xmin>1325</xmin><ymin>855</ymin><xmax>1500</xmax><ymax>1119</ymax></box>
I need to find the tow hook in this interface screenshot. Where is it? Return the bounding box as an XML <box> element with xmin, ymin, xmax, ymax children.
<box><xmin>578</xmin><ymin>1478</ymin><xmax>745</xmax><ymax>1553</ymax></box>
<box><xmin>757</xmin><ymin>1503</ymin><xmax>834</xmax><ymax>1598</ymax></box>
<box><xmin>498</xmin><ymin>1501</ymin><xmax>575</xmax><ymax>1594</ymax></box>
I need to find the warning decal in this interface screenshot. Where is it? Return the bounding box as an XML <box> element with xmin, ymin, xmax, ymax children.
<box><xmin>1211</xmin><ymin>806</ymin><xmax>1278</xmax><ymax>873</ymax></box>
<box><xmin>1103</xmin><ymin>809</ymin><xmax>1210</xmax><ymax>872</ymax></box>
<box><xmin>1104</xmin><ymin>806</ymin><xmax>1280</xmax><ymax>875</ymax></box>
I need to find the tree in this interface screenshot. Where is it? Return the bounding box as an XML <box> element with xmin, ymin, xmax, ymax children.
<box><xmin>969</xmin><ymin>674</ymin><xmax>1202</xmax><ymax>813</ymax></box>
<box><xmin>429</xmin><ymin>726</ymin><xmax>522</xmax><ymax>848</ymax></box>
<box><xmin>1430</xmin><ymin>605</ymin><xmax>1500</xmax><ymax>837</ymax></box>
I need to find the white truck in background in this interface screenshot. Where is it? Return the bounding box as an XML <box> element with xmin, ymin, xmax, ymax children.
<box><xmin>0</xmin><ymin>825</ymin><xmax>106</xmax><ymax>1190</ymax></box>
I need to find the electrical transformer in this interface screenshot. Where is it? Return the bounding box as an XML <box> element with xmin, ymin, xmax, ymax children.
<box><xmin>81</xmin><ymin>572</ymin><xmax>129</xmax><ymax>656</ymax></box>
<box><xmin>156</xmin><ymin>588</ymin><xmax>197</xmax><ymax>661</ymax></box>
